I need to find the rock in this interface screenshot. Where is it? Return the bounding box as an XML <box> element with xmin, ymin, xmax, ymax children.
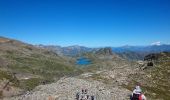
<box><xmin>4</xmin><ymin>77</ymin><xmax>131</xmax><ymax>100</ymax></box>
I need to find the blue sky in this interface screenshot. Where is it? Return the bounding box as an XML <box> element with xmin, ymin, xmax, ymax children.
<box><xmin>0</xmin><ymin>0</ymin><xmax>170</xmax><ymax>47</ymax></box>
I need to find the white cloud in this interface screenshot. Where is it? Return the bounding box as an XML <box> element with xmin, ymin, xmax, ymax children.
<box><xmin>151</xmin><ymin>41</ymin><xmax>161</xmax><ymax>46</ymax></box>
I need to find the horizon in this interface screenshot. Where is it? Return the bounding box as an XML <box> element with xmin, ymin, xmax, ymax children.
<box><xmin>0</xmin><ymin>0</ymin><xmax>170</xmax><ymax>47</ymax></box>
<box><xmin>1</xmin><ymin>36</ymin><xmax>170</xmax><ymax>48</ymax></box>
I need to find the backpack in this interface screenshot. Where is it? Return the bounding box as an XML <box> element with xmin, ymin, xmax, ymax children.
<box><xmin>132</xmin><ymin>93</ymin><xmax>142</xmax><ymax>100</ymax></box>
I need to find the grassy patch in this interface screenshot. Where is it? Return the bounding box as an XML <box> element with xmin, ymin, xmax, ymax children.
<box><xmin>124</xmin><ymin>61</ymin><xmax>170</xmax><ymax>100</ymax></box>
<box><xmin>0</xmin><ymin>70</ymin><xmax>19</xmax><ymax>87</ymax></box>
<box><xmin>0</xmin><ymin>46</ymin><xmax>81</xmax><ymax>92</ymax></box>
<box><xmin>19</xmin><ymin>78</ymin><xmax>43</xmax><ymax>91</ymax></box>
<box><xmin>0</xmin><ymin>70</ymin><xmax>13</xmax><ymax>80</ymax></box>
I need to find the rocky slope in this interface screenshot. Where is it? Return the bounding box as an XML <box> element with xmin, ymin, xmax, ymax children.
<box><xmin>1</xmin><ymin>41</ymin><xmax>138</xmax><ymax>100</ymax></box>
<box><xmin>125</xmin><ymin>52</ymin><xmax>170</xmax><ymax>100</ymax></box>
<box><xmin>0</xmin><ymin>37</ymin><xmax>80</xmax><ymax>98</ymax></box>
<box><xmin>3</xmin><ymin>59</ymin><xmax>138</xmax><ymax>100</ymax></box>
<box><xmin>1</xmin><ymin>37</ymin><xmax>170</xmax><ymax>100</ymax></box>
<box><xmin>2</xmin><ymin>47</ymin><xmax>140</xmax><ymax>100</ymax></box>
<box><xmin>4</xmin><ymin>77</ymin><xmax>131</xmax><ymax>100</ymax></box>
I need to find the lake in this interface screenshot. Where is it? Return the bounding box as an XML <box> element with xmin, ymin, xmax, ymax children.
<box><xmin>76</xmin><ymin>57</ymin><xmax>91</xmax><ymax>65</ymax></box>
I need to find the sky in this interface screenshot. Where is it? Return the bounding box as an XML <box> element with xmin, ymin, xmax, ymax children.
<box><xmin>0</xmin><ymin>0</ymin><xmax>170</xmax><ymax>47</ymax></box>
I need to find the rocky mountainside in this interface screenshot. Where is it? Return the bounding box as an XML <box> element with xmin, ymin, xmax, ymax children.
<box><xmin>4</xmin><ymin>52</ymin><xmax>137</xmax><ymax>100</ymax></box>
<box><xmin>1</xmin><ymin>37</ymin><xmax>170</xmax><ymax>100</ymax></box>
<box><xmin>4</xmin><ymin>77</ymin><xmax>131</xmax><ymax>100</ymax></box>
<box><xmin>125</xmin><ymin>52</ymin><xmax>170</xmax><ymax>100</ymax></box>
<box><xmin>0</xmin><ymin>38</ymin><xmax>139</xmax><ymax>99</ymax></box>
<box><xmin>79</xmin><ymin>47</ymin><xmax>134</xmax><ymax>71</ymax></box>
<box><xmin>95</xmin><ymin>47</ymin><xmax>113</xmax><ymax>55</ymax></box>
<box><xmin>37</xmin><ymin>45</ymin><xmax>64</xmax><ymax>56</ymax></box>
<box><xmin>116</xmin><ymin>51</ymin><xmax>148</xmax><ymax>61</ymax></box>
<box><xmin>0</xmin><ymin>37</ymin><xmax>80</xmax><ymax>98</ymax></box>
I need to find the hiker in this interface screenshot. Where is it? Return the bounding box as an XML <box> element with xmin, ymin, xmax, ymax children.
<box><xmin>82</xmin><ymin>89</ymin><xmax>84</xmax><ymax>94</ymax></box>
<box><xmin>91</xmin><ymin>95</ymin><xmax>95</xmax><ymax>100</ymax></box>
<box><xmin>130</xmin><ymin>86</ymin><xmax>146</xmax><ymax>100</ymax></box>
<box><xmin>81</xmin><ymin>95</ymin><xmax>85</xmax><ymax>100</ymax></box>
<box><xmin>76</xmin><ymin>92</ymin><xmax>80</xmax><ymax>100</ymax></box>
<box><xmin>84</xmin><ymin>89</ymin><xmax>87</xmax><ymax>94</ymax></box>
<box><xmin>86</xmin><ymin>95</ymin><xmax>89</xmax><ymax>99</ymax></box>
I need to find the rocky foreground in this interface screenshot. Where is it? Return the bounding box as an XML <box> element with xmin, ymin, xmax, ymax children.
<box><xmin>3</xmin><ymin>77</ymin><xmax>131</xmax><ymax>100</ymax></box>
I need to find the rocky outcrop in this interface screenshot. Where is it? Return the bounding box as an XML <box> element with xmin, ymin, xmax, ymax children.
<box><xmin>96</xmin><ymin>47</ymin><xmax>113</xmax><ymax>55</ymax></box>
<box><xmin>126</xmin><ymin>52</ymin><xmax>170</xmax><ymax>100</ymax></box>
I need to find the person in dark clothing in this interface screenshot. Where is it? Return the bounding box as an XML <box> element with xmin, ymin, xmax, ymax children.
<box><xmin>91</xmin><ymin>95</ymin><xmax>95</xmax><ymax>100</ymax></box>
<box><xmin>130</xmin><ymin>86</ymin><xmax>146</xmax><ymax>100</ymax></box>
<box><xmin>76</xmin><ymin>92</ymin><xmax>80</xmax><ymax>100</ymax></box>
<box><xmin>86</xmin><ymin>95</ymin><xmax>89</xmax><ymax>99</ymax></box>
<box><xmin>82</xmin><ymin>89</ymin><xmax>84</xmax><ymax>94</ymax></box>
<box><xmin>85</xmin><ymin>89</ymin><xmax>87</xmax><ymax>94</ymax></box>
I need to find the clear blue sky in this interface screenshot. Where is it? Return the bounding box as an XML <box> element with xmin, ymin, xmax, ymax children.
<box><xmin>0</xmin><ymin>0</ymin><xmax>170</xmax><ymax>47</ymax></box>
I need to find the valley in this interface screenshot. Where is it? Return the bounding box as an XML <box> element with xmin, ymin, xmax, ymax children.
<box><xmin>0</xmin><ymin>37</ymin><xmax>170</xmax><ymax>100</ymax></box>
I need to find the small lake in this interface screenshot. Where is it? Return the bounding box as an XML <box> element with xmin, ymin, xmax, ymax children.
<box><xmin>76</xmin><ymin>57</ymin><xmax>91</xmax><ymax>65</ymax></box>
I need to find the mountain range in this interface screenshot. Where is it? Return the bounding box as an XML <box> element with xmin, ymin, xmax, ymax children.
<box><xmin>38</xmin><ymin>44</ymin><xmax>170</xmax><ymax>60</ymax></box>
<box><xmin>1</xmin><ymin>36</ymin><xmax>170</xmax><ymax>100</ymax></box>
<box><xmin>112</xmin><ymin>44</ymin><xmax>170</xmax><ymax>53</ymax></box>
<box><xmin>37</xmin><ymin>45</ymin><xmax>93</xmax><ymax>56</ymax></box>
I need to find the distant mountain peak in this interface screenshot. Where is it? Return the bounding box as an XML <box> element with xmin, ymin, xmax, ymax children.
<box><xmin>96</xmin><ymin>47</ymin><xmax>113</xmax><ymax>55</ymax></box>
<box><xmin>151</xmin><ymin>41</ymin><xmax>161</xmax><ymax>46</ymax></box>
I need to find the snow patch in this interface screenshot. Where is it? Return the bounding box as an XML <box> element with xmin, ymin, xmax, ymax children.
<box><xmin>151</xmin><ymin>41</ymin><xmax>161</xmax><ymax>46</ymax></box>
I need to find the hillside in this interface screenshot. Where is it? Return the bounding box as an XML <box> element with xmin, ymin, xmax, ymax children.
<box><xmin>3</xmin><ymin>47</ymin><xmax>138</xmax><ymax>100</ymax></box>
<box><xmin>125</xmin><ymin>52</ymin><xmax>170</xmax><ymax>100</ymax></box>
<box><xmin>0</xmin><ymin>37</ymin><xmax>80</xmax><ymax>98</ymax></box>
<box><xmin>1</xmin><ymin>37</ymin><xmax>170</xmax><ymax>100</ymax></box>
<box><xmin>74</xmin><ymin>48</ymin><xmax>139</xmax><ymax>87</ymax></box>
<box><xmin>1</xmin><ymin>41</ymin><xmax>139</xmax><ymax>99</ymax></box>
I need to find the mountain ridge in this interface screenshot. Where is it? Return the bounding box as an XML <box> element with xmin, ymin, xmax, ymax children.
<box><xmin>1</xmin><ymin>37</ymin><xmax>170</xmax><ymax>100</ymax></box>
<box><xmin>38</xmin><ymin>44</ymin><xmax>170</xmax><ymax>60</ymax></box>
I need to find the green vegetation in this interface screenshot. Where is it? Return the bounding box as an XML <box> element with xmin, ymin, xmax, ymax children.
<box><xmin>4</xmin><ymin>49</ymin><xmax>77</xmax><ymax>72</ymax></box>
<box><xmin>1</xmin><ymin>38</ymin><xmax>170</xmax><ymax>100</ymax></box>
<box><xmin>124</xmin><ymin>52</ymin><xmax>170</xmax><ymax>100</ymax></box>
<box><xmin>0</xmin><ymin>70</ymin><xmax>13</xmax><ymax>80</ymax></box>
<box><xmin>20</xmin><ymin>78</ymin><xmax>44</xmax><ymax>91</ymax></box>
<box><xmin>0</xmin><ymin>38</ymin><xmax>81</xmax><ymax>93</ymax></box>
<box><xmin>3</xmin><ymin>51</ymin><xmax>79</xmax><ymax>90</ymax></box>
<box><xmin>0</xmin><ymin>70</ymin><xmax>19</xmax><ymax>87</ymax></box>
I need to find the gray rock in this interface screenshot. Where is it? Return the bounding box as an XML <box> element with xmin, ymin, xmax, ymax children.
<box><xmin>4</xmin><ymin>77</ymin><xmax>131</xmax><ymax>100</ymax></box>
